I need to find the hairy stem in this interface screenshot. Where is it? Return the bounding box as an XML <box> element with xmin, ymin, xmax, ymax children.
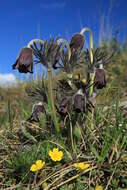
<box><xmin>68</xmin><ymin>113</ymin><xmax>76</xmax><ymax>156</ymax></box>
<box><xmin>80</xmin><ymin>27</ymin><xmax>94</xmax><ymax>129</ymax></box>
<box><xmin>80</xmin><ymin>27</ymin><xmax>94</xmax><ymax>97</ymax></box>
<box><xmin>48</xmin><ymin>67</ymin><xmax>59</xmax><ymax>133</ymax></box>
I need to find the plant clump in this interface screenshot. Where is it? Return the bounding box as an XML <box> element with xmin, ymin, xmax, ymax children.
<box><xmin>0</xmin><ymin>26</ymin><xmax>125</xmax><ymax>189</ymax></box>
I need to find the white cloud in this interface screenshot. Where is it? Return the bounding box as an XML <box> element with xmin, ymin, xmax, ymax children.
<box><xmin>0</xmin><ymin>73</ymin><xmax>18</xmax><ymax>86</ymax></box>
<box><xmin>41</xmin><ymin>1</ymin><xmax>66</xmax><ymax>9</ymax></box>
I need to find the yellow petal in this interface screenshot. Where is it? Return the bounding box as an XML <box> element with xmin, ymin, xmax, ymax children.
<box><xmin>80</xmin><ymin>163</ymin><xmax>90</xmax><ymax>170</ymax></box>
<box><xmin>49</xmin><ymin>150</ymin><xmax>53</xmax><ymax>157</ymax></box>
<box><xmin>56</xmin><ymin>154</ymin><xmax>63</xmax><ymax>161</ymax></box>
<box><xmin>36</xmin><ymin>160</ymin><xmax>45</xmax><ymax>170</ymax></box>
<box><xmin>56</xmin><ymin>151</ymin><xmax>63</xmax><ymax>161</ymax></box>
<box><xmin>58</xmin><ymin>151</ymin><xmax>63</xmax><ymax>157</ymax></box>
<box><xmin>53</xmin><ymin>148</ymin><xmax>59</xmax><ymax>153</ymax></box>
<box><xmin>78</xmin><ymin>163</ymin><xmax>85</xmax><ymax>170</ymax></box>
<box><xmin>73</xmin><ymin>163</ymin><xmax>78</xmax><ymax>168</ymax></box>
<box><xmin>36</xmin><ymin>160</ymin><xmax>42</xmax><ymax>165</ymax></box>
<box><xmin>43</xmin><ymin>161</ymin><xmax>45</xmax><ymax>166</ymax></box>
<box><xmin>30</xmin><ymin>164</ymin><xmax>38</xmax><ymax>172</ymax></box>
<box><xmin>52</xmin><ymin>155</ymin><xmax>57</xmax><ymax>161</ymax></box>
<box><xmin>74</xmin><ymin>162</ymin><xmax>90</xmax><ymax>170</ymax></box>
<box><xmin>95</xmin><ymin>185</ymin><xmax>103</xmax><ymax>190</ymax></box>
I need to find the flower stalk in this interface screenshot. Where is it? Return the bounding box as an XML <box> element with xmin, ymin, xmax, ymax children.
<box><xmin>68</xmin><ymin>113</ymin><xmax>76</xmax><ymax>155</ymax></box>
<box><xmin>80</xmin><ymin>27</ymin><xmax>94</xmax><ymax>129</ymax></box>
<box><xmin>27</xmin><ymin>39</ymin><xmax>59</xmax><ymax>133</ymax></box>
<box><xmin>48</xmin><ymin>66</ymin><xmax>59</xmax><ymax>133</ymax></box>
<box><xmin>80</xmin><ymin>27</ymin><xmax>94</xmax><ymax>97</ymax></box>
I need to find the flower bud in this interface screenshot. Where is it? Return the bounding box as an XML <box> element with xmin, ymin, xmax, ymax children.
<box><xmin>81</xmin><ymin>78</ymin><xmax>86</xmax><ymax>85</ymax></box>
<box><xmin>70</xmin><ymin>33</ymin><xmax>85</xmax><ymax>52</ymax></box>
<box><xmin>73</xmin><ymin>74</ymin><xmax>79</xmax><ymax>80</ymax></box>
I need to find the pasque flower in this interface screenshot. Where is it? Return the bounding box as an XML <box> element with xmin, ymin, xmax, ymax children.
<box><xmin>30</xmin><ymin>160</ymin><xmax>45</xmax><ymax>172</ymax></box>
<box><xmin>58</xmin><ymin>97</ymin><xmax>71</xmax><ymax>116</ymax></box>
<box><xmin>28</xmin><ymin>102</ymin><xmax>46</xmax><ymax>122</ymax></box>
<box><xmin>73</xmin><ymin>90</ymin><xmax>86</xmax><ymax>113</ymax></box>
<box><xmin>49</xmin><ymin>148</ymin><xmax>63</xmax><ymax>162</ymax></box>
<box><xmin>70</xmin><ymin>33</ymin><xmax>85</xmax><ymax>52</ymax></box>
<box><xmin>73</xmin><ymin>162</ymin><xmax>90</xmax><ymax>170</ymax></box>
<box><xmin>94</xmin><ymin>66</ymin><xmax>106</xmax><ymax>89</ymax></box>
<box><xmin>12</xmin><ymin>47</ymin><xmax>33</xmax><ymax>73</ymax></box>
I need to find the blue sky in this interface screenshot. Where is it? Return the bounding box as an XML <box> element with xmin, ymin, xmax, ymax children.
<box><xmin>0</xmin><ymin>0</ymin><xmax>126</xmax><ymax>84</ymax></box>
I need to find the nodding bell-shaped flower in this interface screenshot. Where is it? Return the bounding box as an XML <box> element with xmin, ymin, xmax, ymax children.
<box><xmin>73</xmin><ymin>90</ymin><xmax>86</xmax><ymax>113</ymax></box>
<box><xmin>70</xmin><ymin>33</ymin><xmax>85</xmax><ymax>53</ymax></box>
<box><xmin>94</xmin><ymin>64</ymin><xmax>106</xmax><ymax>89</ymax></box>
<box><xmin>12</xmin><ymin>47</ymin><xmax>33</xmax><ymax>73</ymax></box>
<box><xmin>28</xmin><ymin>102</ymin><xmax>46</xmax><ymax>122</ymax></box>
<box><xmin>58</xmin><ymin>97</ymin><xmax>71</xmax><ymax>116</ymax></box>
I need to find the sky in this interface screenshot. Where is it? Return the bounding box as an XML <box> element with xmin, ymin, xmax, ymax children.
<box><xmin>0</xmin><ymin>0</ymin><xmax>127</xmax><ymax>85</ymax></box>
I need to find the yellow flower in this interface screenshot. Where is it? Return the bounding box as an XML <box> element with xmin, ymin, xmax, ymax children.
<box><xmin>30</xmin><ymin>164</ymin><xmax>38</xmax><ymax>172</ymax></box>
<box><xmin>30</xmin><ymin>160</ymin><xmax>45</xmax><ymax>172</ymax></box>
<box><xmin>36</xmin><ymin>160</ymin><xmax>45</xmax><ymax>170</ymax></box>
<box><xmin>95</xmin><ymin>185</ymin><xmax>103</xmax><ymax>190</ymax></box>
<box><xmin>81</xmin><ymin>78</ymin><xmax>86</xmax><ymax>85</ymax></box>
<box><xmin>73</xmin><ymin>162</ymin><xmax>90</xmax><ymax>170</ymax></box>
<box><xmin>49</xmin><ymin>148</ymin><xmax>63</xmax><ymax>162</ymax></box>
